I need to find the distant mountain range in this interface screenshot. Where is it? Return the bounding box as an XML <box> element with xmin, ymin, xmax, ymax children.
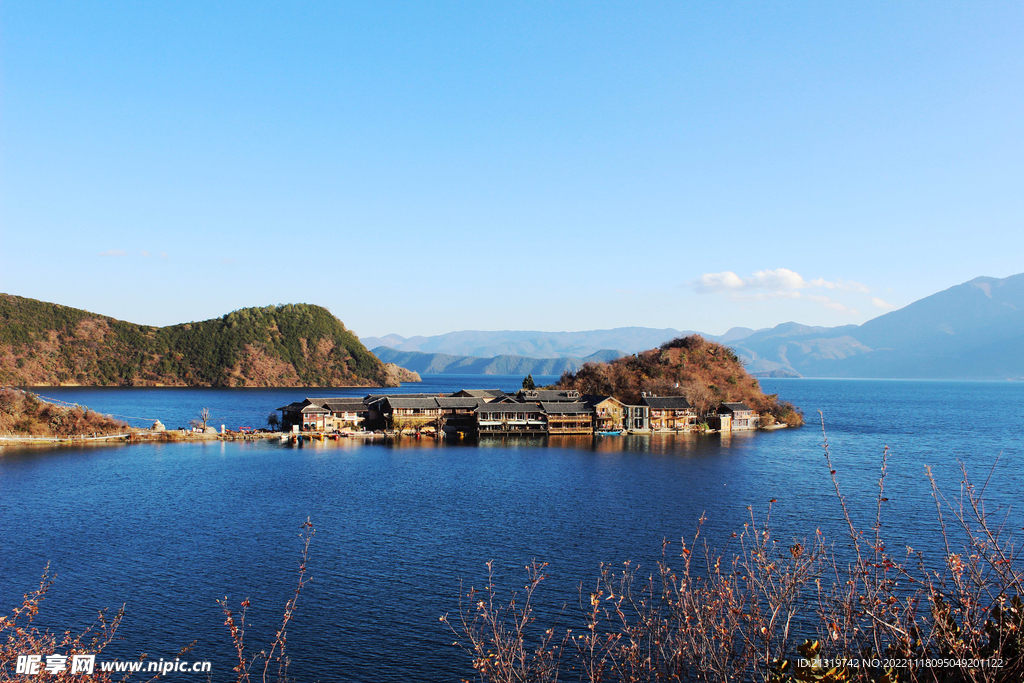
<box><xmin>361</xmin><ymin>327</ymin><xmax>694</xmax><ymax>359</ymax></box>
<box><xmin>730</xmin><ymin>274</ymin><xmax>1024</xmax><ymax>379</ymax></box>
<box><xmin>372</xmin><ymin>347</ymin><xmax>624</xmax><ymax>376</ymax></box>
<box><xmin>4</xmin><ymin>272</ymin><xmax>1019</xmax><ymax>385</ymax></box>
<box><xmin>365</xmin><ymin>273</ymin><xmax>1024</xmax><ymax>380</ymax></box>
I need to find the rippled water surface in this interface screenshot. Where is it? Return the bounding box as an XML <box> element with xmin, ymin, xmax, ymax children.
<box><xmin>2</xmin><ymin>377</ymin><xmax>1023</xmax><ymax>681</ymax></box>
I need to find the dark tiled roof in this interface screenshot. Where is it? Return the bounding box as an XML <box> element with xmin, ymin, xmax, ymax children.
<box><xmin>641</xmin><ymin>396</ymin><xmax>693</xmax><ymax>410</ymax></box>
<box><xmin>385</xmin><ymin>397</ymin><xmax>441</xmax><ymax>409</ymax></box>
<box><xmin>517</xmin><ymin>389</ymin><xmax>581</xmax><ymax>402</ymax></box>
<box><xmin>365</xmin><ymin>393</ymin><xmax>444</xmax><ymax>401</ymax></box>
<box><xmin>280</xmin><ymin>397</ymin><xmax>367</xmax><ymax>412</ymax></box>
<box><xmin>477</xmin><ymin>402</ymin><xmax>543</xmax><ymax>414</ymax></box>
<box><xmin>436</xmin><ymin>397</ymin><xmax>487</xmax><ymax>408</ymax></box>
<box><xmin>306</xmin><ymin>396</ymin><xmax>361</xmax><ymax>403</ymax></box>
<box><xmin>542</xmin><ymin>401</ymin><xmax>592</xmax><ymax>415</ymax></box>
<box><xmin>583</xmin><ymin>395</ymin><xmax>623</xmax><ymax>408</ymax></box>
<box><xmin>453</xmin><ymin>389</ymin><xmax>507</xmax><ymax>399</ymax></box>
<box><xmin>720</xmin><ymin>402</ymin><xmax>754</xmax><ymax>413</ymax></box>
<box><xmin>321</xmin><ymin>399</ymin><xmax>369</xmax><ymax>412</ymax></box>
<box><xmin>365</xmin><ymin>393</ymin><xmax>447</xmax><ymax>408</ymax></box>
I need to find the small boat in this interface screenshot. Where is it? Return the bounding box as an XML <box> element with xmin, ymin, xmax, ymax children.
<box><xmin>596</xmin><ymin>430</ymin><xmax>624</xmax><ymax>436</ymax></box>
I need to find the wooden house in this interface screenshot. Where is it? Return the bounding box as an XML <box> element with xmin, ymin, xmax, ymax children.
<box><xmin>716</xmin><ymin>402</ymin><xmax>759</xmax><ymax>431</ymax></box>
<box><xmin>277</xmin><ymin>399</ymin><xmax>330</xmax><ymax>432</ymax></box>
<box><xmin>318</xmin><ymin>399</ymin><xmax>369</xmax><ymax>429</ymax></box>
<box><xmin>476</xmin><ymin>402</ymin><xmax>546</xmax><ymax>434</ymax></box>
<box><xmin>277</xmin><ymin>397</ymin><xmax>369</xmax><ymax>432</ymax></box>
<box><xmin>641</xmin><ymin>396</ymin><xmax>697</xmax><ymax>431</ymax></box>
<box><xmin>435</xmin><ymin>396</ymin><xmax>488</xmax><ymax>434</ymax></box>
<box><xmin>364</xmin><ymin>393</ymin><xmax>441</xmax><ymax>429</ymax></box>
<box><xmin>623</xmin><ymin>404</ymin><xmax>650</xmax><ymax>431</ymax></box>
<box><xmin>584</xmin><ymin>395</ymin><xmax>626</xmax><ymax>431</ymax></box>
<box><xmin>542</xmin><ymin>401</ymin><xmax>594</xmax><ymax>435</ymax></box>
<box><xmin>381</xmin><ymin>396</ymin><xmax>442</xmax><ymax>432</ymax></box>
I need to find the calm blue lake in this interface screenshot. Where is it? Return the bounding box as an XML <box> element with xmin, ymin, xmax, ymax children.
<box><xmin>2</xmin><ymin>377</ymin><xmax>1023</xmax><ymax>681</ymax></box>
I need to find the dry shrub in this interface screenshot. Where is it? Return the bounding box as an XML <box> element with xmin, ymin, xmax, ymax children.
<box><xmin>0</xmin><ymin>388</ymin><xmax>127</xmax><ymax>437</ymax></box>
<box><xmin>0</xmin><ymin>566</ymin><xmax>137</xmax><ymax>682</ymax></box>
<box><xmin>443</xmin><ymin>561</ymin><xmax>566</xmax><ymax>682</ymax></box>
<box><xmin>1</xmin><ymin>520</ymin><xmax>315</xmax><ymax>683</ymax></box>
<box><xmin>219</xmin><ymin>518</ymin><xmax>315</xmax><ymax>683</ymax></box>
<box><xmin>447</xmin><ymin>416</ymin><xmax>1023</xmax><ymax>682</ymax></box>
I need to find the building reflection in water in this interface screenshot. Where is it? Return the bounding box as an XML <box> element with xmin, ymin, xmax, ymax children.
<box><xmin>283</xmin><ymin>431</ymin><xmax>758</xmax><ymax>456</ymax></box>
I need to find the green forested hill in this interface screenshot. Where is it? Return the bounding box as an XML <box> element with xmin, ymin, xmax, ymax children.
<box><xmin>0</xmin><ymin>295</ymin><xmax>409</xmax><ymax>387</ymax></box>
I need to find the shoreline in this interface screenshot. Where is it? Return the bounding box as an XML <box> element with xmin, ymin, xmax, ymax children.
<box><xmin>0</xmin><ymin>429</ymin><xmax>284</xmax><ymax>448</ymax></box>
<box><xmin>1</xmin><ymin>424</ymin><xmax>790</xmax><ymax>449</ymax></box>
<box><xmin>13</xmin><ymin>382</ymin><xmax>401</xmax><ymax>389</ymax></box>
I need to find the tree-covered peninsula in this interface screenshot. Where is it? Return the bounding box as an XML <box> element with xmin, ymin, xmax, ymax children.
<box><xmin>554</xmin><ymin>334</ymin><xmax>803</xmax><ymax>426</ymax></box>
<box><xmin>0</xmin><ymin>294</ymin><xmax>419</xmax><ymax>387</ymax></box>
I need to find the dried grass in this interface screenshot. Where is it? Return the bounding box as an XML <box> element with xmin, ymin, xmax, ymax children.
<box><xmin>445</xmin><ymin>416</ymin><xmax>1023</xmax><ymax>682</ymax></box>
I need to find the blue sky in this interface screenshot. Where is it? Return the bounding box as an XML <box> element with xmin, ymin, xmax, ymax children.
<box><xmin>1</xmin><ymin>2</ymin><xmax>1021</xmax><ymax>338</ymax></box>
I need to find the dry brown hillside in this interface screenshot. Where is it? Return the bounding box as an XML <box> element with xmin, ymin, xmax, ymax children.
<box><xmin>554</xmin><ymin>334</ymin><xmax>803</xmax><ymax>426</ymax></box>
<box><xmin>0</xmin><ymin>388</ymin><xmax>129</xmax><ymax>436</ymax></box>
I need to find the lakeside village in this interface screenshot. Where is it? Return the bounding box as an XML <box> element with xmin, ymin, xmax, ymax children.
<box><xmin>276</xmin><ymin>388</ymin><xmax>766</xmax><ymax>440</ymax></box>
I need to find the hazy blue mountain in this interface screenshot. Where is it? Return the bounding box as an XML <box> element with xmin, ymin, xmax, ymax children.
<box><xmin>367</xmin><ymin>273</ymin><xmax>1024</xmax><ymax>380</ymax></box>
<box><xmin>718</xmin><ymin>327</ymin><xmax>758</xmax><ymax>343</ymax></box>
<box><xmin>371</xmin><ymin>347</ymin><xmax>626</xmax><ymax>376</ymax></box>
<box><xmin>732</xmin><ymin>274</ymin><xmax>1024</xmax><ymax>379</ymax></box>
<box><xmin>362</xmin><ymin>327</ymin><xmax>689</xmax><ymax>359</ymax></box>
<box><xmin>369</xmin><ymin>333</ymin><xmax>409</xmax><ymax>348</ymax></box>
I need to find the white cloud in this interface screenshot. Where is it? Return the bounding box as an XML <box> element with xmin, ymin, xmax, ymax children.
<box><xmin>694</xmin><ymin>268</ymin><xmax>857</xmax><ymax>294</ymax></box>
<box><xmin>694</xmin><ymin>271</ymin><xmax>745</xmax><ymax>292</ymax></box>
<box><xmin>141</xmin><ymin>250</ymin><xmax>151</xmax><ymax>257</ymax></box>
<box><xmin>871</xmin><ymin>297</ymin><xmax>897</xmax><ymax>310</ymax></box>
<box><xmin>810</xmin><ymin>278</ymin><xmax>870</xmax><ymax>293</ymax></box>
<box><xmin>99</xmin><ymin>249</ymin><xmax>128</xmax><ymax>257</ymax></box>
<box><xmin>692</xmin><ymin>268</ymin><xmax>874</xmax><ymax>317</ymax></box>
<box><xmin>748</xmin><ymin>290</ymin><xmax>803</xmax><ymax>301</ymax></box>
<box><xmin>749</xmin><ymin>268</ymin><xmax>807</xmax><ymax>290</ymax></box>
<box><xmin>806</xmin><ymin>294</ymin><xmax>858</xmax><ymax>314</ymax></box>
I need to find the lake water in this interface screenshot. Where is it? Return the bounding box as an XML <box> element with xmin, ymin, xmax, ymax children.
<box><xmin>2</xmin><ymin>377</ymin><xmax>1023</xmax><ymax>681</ymax></box>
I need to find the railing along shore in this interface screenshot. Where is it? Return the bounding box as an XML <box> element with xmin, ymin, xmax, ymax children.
<box><xmin>0</xmin><ymin>433</ymin><xmax>132</xmax><ymax>442</ymax></box>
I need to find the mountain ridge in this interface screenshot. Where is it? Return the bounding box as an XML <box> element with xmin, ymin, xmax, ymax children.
<box><xmin>372</xmin><ymin>346</ymin><xmax>625</xmax><ymax>376</ymax></box>
<box><xmin>732</xmin><ymin>273</ymin><xmax>1024</xmax><ymax>379</ymax></box>
<box><xmin>0</xmin><ymin>294</ymin><xmax>418</xmax><ymax>387</ymax></box>
<box><xmin>366</xmin><ymin>273</ymin><xmax>1024</xmax><ymax>380</ymax></box>
<box><xmin>5</xmin><ymin>272</ymin><xmax>1019</xmax><ymax>384</ymax></box>
<box><xmin>362</xmin><ymin>327</ymin><xmax>695</xmax><ymax>359</ymax></box>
